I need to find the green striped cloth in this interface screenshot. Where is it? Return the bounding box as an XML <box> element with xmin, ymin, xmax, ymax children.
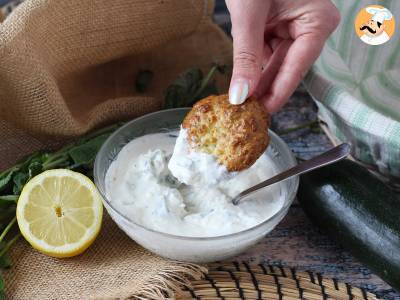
<box><xmin>304</xmin><ymin>0</ymin><xmax>400</xmax><ymax>178</ymax></box>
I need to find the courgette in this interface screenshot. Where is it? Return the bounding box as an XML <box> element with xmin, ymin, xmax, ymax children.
<box><xmin>297</xmin><ymin>159</ymin><xmax>400</xmax><ymax>290</ymax></box>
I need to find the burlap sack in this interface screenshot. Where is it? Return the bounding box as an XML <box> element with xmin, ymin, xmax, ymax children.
<box><xmin>0</xmin><ymin>0</ymin><xmax>232</xmax><ymax>298</ymax></box>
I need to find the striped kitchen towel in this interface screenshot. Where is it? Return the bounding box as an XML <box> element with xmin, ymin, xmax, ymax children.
<box><xmin>304</xmin><ymin>0</ymin><xmax>400</xmax><ymax>178</ymax></box>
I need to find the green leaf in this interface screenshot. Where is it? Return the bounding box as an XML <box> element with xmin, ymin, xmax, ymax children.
<box><xmin>135</xmin><ymin>70</ymin><xmax>154</xmax><ymax>93</ymax></box>
<box><xmin>74</xmin><ymin>123</ymin><xmax>122</xmax><ymax>146</ymax></box>
<box><xmin>0</xmin><ymin>196</ymin><xmax>18</xmax><ymax>202</ymax></box>
<box><xmin>12</xmin><ymin>173</ymin><xmax>28</xmax><ymax>195</ymax></box>
<box><xmin>0</xmin><ymin>207</ymin><xmax>16</xmax><ymax>224</ymax></box>
<box><xmin>0</xmin><ymin>276</ymin><xmax>6</xmax><ymax>294</ymax></box>
<box><xmin>0</xmin><ymin>196</ymin><xmax>17</xmax><ymax>209</ymax></box>
<box><xmin>0</xmin><ymin>171</ymin><xmax>15</xmax><ymax>193</ymax></box>
<box><xmin>68</xmin><ymin>134</ymin><xmax>109</xmax><ymax>166</ymax></box>
<box><xmin>28</xmin><ymin>161</ymin><xmax>42</xmax><ymax>178</ymax></box>
<box><xmin>0</xmin><ymin>273</ymin><xmax>5</xmax><ymax>300</ymax></box>
<box><xmin>0</xmin><ymin>152</ymin><xmax>44</xmax><ymax>193</ymax></box>
<box><xmin>164</xmin><ymin>68</ymin><xmax>203</xmax><ymax>108</ymax></box>
<box><xmin>13</xmin><ymin>152</ymin><xmax>45</xmax><ymax>184</ymax></box>
<box><xmin>0</xmin><ymin>254</ymin><xmax>11</xmax><ymax>269</ymax></box>
<box><xmin>15</xmin><ymin>152</ymin><xmax>40</xmax><ymax>165</ymax></box>
<box><xmin>0</xmin><ymin>241</ymin><xmax>10</xmax><ymax>270</ymax></box>
<box><xmin>16</xmin><ymin>152</ymin><xmax>44</xmax><ymax>171</ymax></box>
<box><xmin>163</xmin><ymin>64</ymin><xmax>226</xmax><ymax>109</ymax></box>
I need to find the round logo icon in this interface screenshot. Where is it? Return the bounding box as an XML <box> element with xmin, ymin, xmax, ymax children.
<box><xmin>354</xmin><ymin>5</ymin><xmax>395</xmax><ymax>45</ymax></box>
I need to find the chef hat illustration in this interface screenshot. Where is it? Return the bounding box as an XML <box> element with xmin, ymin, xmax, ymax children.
<box><xmin>365</xmin><ymin>7</ymin><xmax>392</xmax><ymax>24</ymax></box>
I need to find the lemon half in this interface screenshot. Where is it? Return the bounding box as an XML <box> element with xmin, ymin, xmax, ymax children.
<box><xmin>16</xmin><ymin>169</ymin><xmax>103</xmax><ymax>258</ymax></box>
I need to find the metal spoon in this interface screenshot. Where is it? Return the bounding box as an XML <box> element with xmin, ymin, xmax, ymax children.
<box><xmin>232</xmin><ymin>143</ymin><xmax>351</xmax><ymax>205</ymax></box>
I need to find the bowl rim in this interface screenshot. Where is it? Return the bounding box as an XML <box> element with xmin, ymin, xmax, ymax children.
<box><xmin>94</xmin><ymin>108</ymin><xmax>299</xmax><ymax>241</ymax></box>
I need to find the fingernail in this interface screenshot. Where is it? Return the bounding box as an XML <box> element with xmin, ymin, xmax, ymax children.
<box><xmin>229</xmin><ymin>79</ymin><xmax>249</xmax><ymax>105</ymax></box>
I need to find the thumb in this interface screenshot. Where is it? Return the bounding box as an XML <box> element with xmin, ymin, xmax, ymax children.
<box><xmin>227</xmin><ymin>0</ymin><xmax>270</xmax><ymax>105</ymax></box>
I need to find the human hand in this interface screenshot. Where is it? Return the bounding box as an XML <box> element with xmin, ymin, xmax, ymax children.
<box><xmin>226</xmin><ymin>0</ymin><xmax>340</xmax><ymax>112</ymax></box>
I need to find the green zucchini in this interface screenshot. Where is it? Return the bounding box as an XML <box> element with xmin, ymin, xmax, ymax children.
<box><xmin>297</xmin><ymin>159</ymin><xmax>400</xmax><ymax>290</ymax></box>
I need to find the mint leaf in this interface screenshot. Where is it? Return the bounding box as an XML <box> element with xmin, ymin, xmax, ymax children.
<box><xmin>0</xmin><ymin>254</ymin><xmax>11</xmax><ymax>269</ymax></box>
<box><xmin>12</xmin><ymin>173</ymin><xmax>28</xmax><ymax>195</ymax></box>
<box><xmin>28</xmin><ymin>162</ymin><xmax>42</xmax><ymax>178</ymax></box>
<box><xmin>0</xmin><ymin>171</ymin><xmax>15</xmax><ymax>193</ymax></box>
<box><xmin>163</xmin><ymin>65</ymin><xmax>224</xmax><ymax>108</ymax></box>
<box><xmin>68</xmin><ymin>134</ymin><xmax>109</xmax><ymax>166</ymax></box>
<box><xmin>164</xmin><ymin>68</ymin><xmax>203</xmax><ymax>108</ymax></box>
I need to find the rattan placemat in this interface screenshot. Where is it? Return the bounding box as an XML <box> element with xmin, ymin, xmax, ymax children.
<box><xmin>178</xmin><ymin>262</ymin><xmax>378</xmax><ymax>300</ymax></box>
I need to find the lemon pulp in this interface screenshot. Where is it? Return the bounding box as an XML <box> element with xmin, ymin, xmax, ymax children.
<box><xmin>16</xmin><ymin>169</ymin><xmax>103</xmax><ymax>258</ymax></box>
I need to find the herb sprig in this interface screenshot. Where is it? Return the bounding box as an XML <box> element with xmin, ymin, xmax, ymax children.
<box><xmin>164</xmin><ymin>63</ymin><xmax>227</xmax><ymax>108</ymax></box>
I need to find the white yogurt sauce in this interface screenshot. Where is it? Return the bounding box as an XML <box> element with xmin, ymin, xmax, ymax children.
<box><xmin>168</xmin><ymin>128</ymin><xmax>233</xmax><ymax>186</ymax></box>
<box><xmin>105</xmin><ymin>131</ymin><xmax>284</xmax><ymax>237</ymax></box>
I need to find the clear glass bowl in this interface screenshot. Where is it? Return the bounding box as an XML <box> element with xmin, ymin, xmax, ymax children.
<box><xmin>94</xmin><ymin>108</ymin><xmax>298</xmax><ymax>263</ymax></box>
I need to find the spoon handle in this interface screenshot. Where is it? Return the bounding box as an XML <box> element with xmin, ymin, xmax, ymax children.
<box><xmin>232</xmin><ymin>143</ymin><xmax>351</xmax><ymax>205</ymax></box>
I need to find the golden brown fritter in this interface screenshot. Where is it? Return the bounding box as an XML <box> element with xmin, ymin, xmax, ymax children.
<box><xmin>182</xmin><ymin>94</ymin><xmax>270</xmax><ymax>172</ymax></box>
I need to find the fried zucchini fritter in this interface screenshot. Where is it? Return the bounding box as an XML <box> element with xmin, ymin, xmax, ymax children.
<box><xmin>182</xmin><ymin>94</ymin><xmax>270</xmax><ymax>172</ymax></box>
